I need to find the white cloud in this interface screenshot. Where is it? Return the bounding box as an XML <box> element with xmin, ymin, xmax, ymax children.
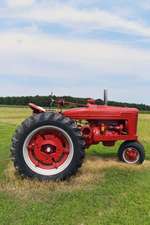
<box><xmin>0</xmin><ymin>31</ymin><xmax>150</xmax><ymax>80</ymax></box>
<box><xmin>7</xmin><ymin>0</ymin><xmax>34</xmax><ymax>8</ymax></box>
<box><xmin>0</xmin><ymin>2</ymin><xmax>150</xmax><ymax>103</ymax></box>
<box><xmin>1</xmin><ymin>5</ymin><xmax>150</xmax><ymax>38</ymax></box>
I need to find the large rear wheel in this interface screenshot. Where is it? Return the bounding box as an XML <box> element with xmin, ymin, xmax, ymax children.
<box><xmin>11</xmin><ymin>112</ymin><xmax>85</xmax><ymax>181</ymax></box>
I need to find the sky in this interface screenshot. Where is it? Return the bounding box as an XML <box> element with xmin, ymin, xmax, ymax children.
<box><xmin>0</xmin><ymin>0</ymin><xmax>150</xmax><ymax>104</ymax></box>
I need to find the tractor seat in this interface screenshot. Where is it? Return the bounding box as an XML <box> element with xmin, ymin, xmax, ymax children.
<box><xmin>28</xmin><ymin>103</ymin><xmax>46</xmax><ymax>113</ymax></box>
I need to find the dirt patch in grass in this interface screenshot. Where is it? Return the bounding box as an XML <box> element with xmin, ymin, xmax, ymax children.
<box><xmin>0</xmin><ymin>156</ymin><xmax>150</xmax><ymax>201</ymax></box>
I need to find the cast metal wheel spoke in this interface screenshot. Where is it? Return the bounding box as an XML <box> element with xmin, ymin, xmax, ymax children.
<box><xmin>34</xmin><ymin>134</ymin><xmax>45</xmax><ymax>148</ymax></box>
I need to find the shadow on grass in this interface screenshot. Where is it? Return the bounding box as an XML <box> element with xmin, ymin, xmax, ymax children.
<box><xmin>87</xmin><ymin>144</ymin><xmax>117</xmax><ymax>160</ymax></box>
<box><xmin>88</xmin><ymin>150</ymin><xmax>117</xmax><ymax>159</ymax></box>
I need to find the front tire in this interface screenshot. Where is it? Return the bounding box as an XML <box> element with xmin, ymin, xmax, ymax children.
<box><xmin>118</xmin><ymin>141</ymin><xmax>145</xmax><ymax>164</ymax></box>
<box><xmin>11</xmin><ymin>112</ymin><xmax>85</xmax><ymax>181</ymax></box>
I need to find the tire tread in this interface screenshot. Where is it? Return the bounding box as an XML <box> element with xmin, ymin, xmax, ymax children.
<box><xmin>11</xmin><ymin>112</ymin><xmax>85</xmax><ymax>181</ymax></box>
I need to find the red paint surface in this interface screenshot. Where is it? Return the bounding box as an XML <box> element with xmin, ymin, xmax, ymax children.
<box><xmin>63</xmin><ymin>104</ymin><xmax>138</xmax><ymax>146</ymax></box>
<box><xmin>27</xmin><ymin>129</ymin><xmax>70</xmax><ymax>169</ymax></box>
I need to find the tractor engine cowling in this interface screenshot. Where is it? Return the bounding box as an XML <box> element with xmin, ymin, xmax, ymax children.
<box><xmin>63</xmin><ymin>104</ymin><xmax>139</xmax><ymax>148</ymax></box>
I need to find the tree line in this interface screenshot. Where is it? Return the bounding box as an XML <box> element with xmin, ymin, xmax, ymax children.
<box><xmin>0</xmin><ymin>95</ymin><xmax>149</xmax><ymax>111</ymax></box>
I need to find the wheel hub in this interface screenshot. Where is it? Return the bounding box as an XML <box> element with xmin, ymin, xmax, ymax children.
<box><xmin>41</xmin><ymin>144</ymin><xmax>54</xmax><ymax>153</ymax></box>
<box><xmin>124</xmin><ymin>148</ymin><xmax>139</xmax><ymax>163</ymax></box>
<box><xmin>27</xmin><ymin>129</ymin><xmax>70</xmax><ymax>169</ymax></box>
<box><xmin>45</xmin><ymin>146</ymin><xmax>52</xmax><ymax>153</ymax></box>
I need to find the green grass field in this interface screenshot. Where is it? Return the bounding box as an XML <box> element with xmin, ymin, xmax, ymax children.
<box><xmin>0</xmin><ymin>107</ymin><xmax>150</xmax><ymax>225</ymax></box>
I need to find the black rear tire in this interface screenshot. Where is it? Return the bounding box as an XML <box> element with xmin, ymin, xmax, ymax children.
<box><xmin>11</xmin><ymin>112</ymin><xmax>85</xmax><ymax>181</ymax></box>
<box><xmin>118</xmin><ymin>141</ymin><xmax>145</xmax><ymax>164</ymax></box>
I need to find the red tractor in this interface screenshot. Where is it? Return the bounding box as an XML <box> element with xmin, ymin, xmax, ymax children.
<box><xmin>11</xmin><ymin>96</ymin><xmax>145</xmax><ymax>181</ymax></box>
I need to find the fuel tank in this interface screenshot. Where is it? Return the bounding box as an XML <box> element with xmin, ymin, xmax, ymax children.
<box><xmin>63</xmin><ymin>105</ymin><xmax>139</xmax><ymax>120</ymax></box>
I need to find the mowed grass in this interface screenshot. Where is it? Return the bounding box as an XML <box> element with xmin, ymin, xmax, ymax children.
<box><xmin>0</xmin><ymin>107</ymin><xmax>150</xmax><ymax>225</ymax></box>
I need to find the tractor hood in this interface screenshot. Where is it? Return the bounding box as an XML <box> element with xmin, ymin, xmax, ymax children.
<box><xmin>63</xmin><ymin>105</ymin><xmax>139</xmax><ymax>120</ymax></box>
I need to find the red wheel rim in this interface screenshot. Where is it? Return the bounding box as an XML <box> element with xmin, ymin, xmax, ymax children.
<box><xmin>123</xmin><ymin>148</ymin><xmax>140</xmax><ymax>163</ymax></box>
<box><xmin>23</xmin><ymin>126</ymin><xmax>74</xmax><ymax>176</ymax></box>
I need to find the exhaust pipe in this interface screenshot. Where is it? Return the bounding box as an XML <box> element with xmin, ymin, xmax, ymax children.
<box><xmin>104</xmin><ymin>89</ymin><xmax>108</xmax><ymax>105</ymax></box>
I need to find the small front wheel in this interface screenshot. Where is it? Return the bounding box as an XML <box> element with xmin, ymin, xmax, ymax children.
<box><xmin>118</xmin><ymin>141</ymin><xmax>145</xmax><ymax>164</ymax></box>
